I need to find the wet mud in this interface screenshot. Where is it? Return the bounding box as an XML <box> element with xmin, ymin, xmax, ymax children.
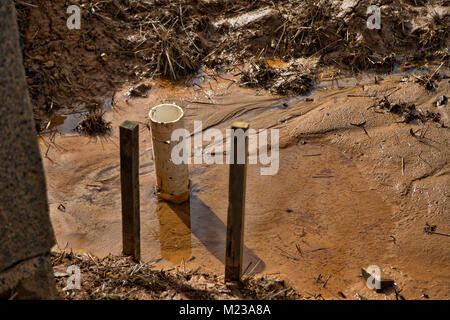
<box><xmin>15</xmin><ymin>0</ymin><xmax>450</xmax><ymax>130</ymax></box>
<box><xmin>41</xmin><ymin>67</ymin><xmax>450</xmax><ymax>299</ymax></box>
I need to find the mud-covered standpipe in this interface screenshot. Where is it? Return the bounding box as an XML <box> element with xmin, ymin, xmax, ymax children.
<box><xmin>149</xmin><ymin>104</ymin><xmax>189</xmax><ymax>203</ymax></box>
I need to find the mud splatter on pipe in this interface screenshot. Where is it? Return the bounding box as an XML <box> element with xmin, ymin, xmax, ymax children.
<box><xmin>149</xmin><ymin>104</ymin><xmax>189</xmax><ymax>203</ymax></box>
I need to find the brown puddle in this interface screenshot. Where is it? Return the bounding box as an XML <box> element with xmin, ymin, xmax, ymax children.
<box><xmin>42</xmin><ymin>95</ymin><xmax>115</xmax><ymax>135</ymax></box>
<box><xmin>41</xmin><ymin>69</ymin><xmax>450</xmax><ymax>299</ymax></box>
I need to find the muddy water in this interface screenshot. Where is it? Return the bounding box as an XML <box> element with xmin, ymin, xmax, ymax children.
<box><xmin>41</xmin><ymin>69</ymin><xmax>448</xmax><ymax>299</ymax></box>
<box><xmin>43</xmin><ymin>96</ymin><xmax>114</xmax><ymax>135</ymax></box>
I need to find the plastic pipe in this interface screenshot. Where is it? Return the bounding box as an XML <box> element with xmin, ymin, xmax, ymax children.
<box><xmin>149</xmin><ymin>104</ymin><xmax>189</xmax><ymax>203</ymax></box>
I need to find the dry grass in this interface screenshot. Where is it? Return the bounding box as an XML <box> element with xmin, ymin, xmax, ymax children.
<box><xmin>275</xmin><ymin>0</ymin><xmax>335</xmax><ymax>58</ymax></box>
<box><xmin>240</xmin><ymin>59</ymin><xmax>313</xmax><ymax>96</ymax></box>
<box><xmin>88</xmin><ymin>0</ymin><xmax>204</xmax><ymax>81</ymax></box>
<box><xmin>51</xmin><ymin>251</ymin><xmax>302</xmax><ymax>300</ymax></box>
<box><xmin>417</xmin><ymin>14</ymin><xmax>450</xmax><ymax>53</ymax></box>
<box><xmin>16</xmin><ymin>0</ymin><xmax>450</xmax><ymax>130</ymax></box>
<box><xmin>240</xmin><ymin>59</ymin><xmax>279</xmax><ymax>88</ymax></box>
<box><xmin>76</xmin><ymin>108</ymin><xmax>112</xmax><ymax>136</ymax></box>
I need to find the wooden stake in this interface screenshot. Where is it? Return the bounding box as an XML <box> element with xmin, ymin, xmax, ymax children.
<box><xmin>120</xmin><ymin>120</ymin><xmax>140</xmax><ymax>261</ymax></box>
<box><xmin>225</xmin><ymin>122</ymin><xmax>249</xmax><ymax>282</ymax></box>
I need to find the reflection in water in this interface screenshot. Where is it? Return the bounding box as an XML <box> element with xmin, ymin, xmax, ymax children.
<box><xmin>46</xmin><ymin>115</ymin><xmax>67</xmax><ymax>130</ymax></box>
<box><xmin>44</xmin><ymin>113</ymin><xmax>84</xmax><ymax>134</ymax></box>
<box><xmin>44</xmin><ymin>69</ymin><xmax>449</xmax><ymax>297</ymax></box>
<box><xmin>42</xmin><ymin>95</ymin><xmax>115</xmax><ymax>135</ymax></box>
<box><xmin>155</xmin><ymin>200</ymin><xmax>192</xmax><ymax>264</ymax></box>
<box><xmin>155</xmin><ymin>195</ymin><xmax>265</xmax><ymax>274</ymax></box>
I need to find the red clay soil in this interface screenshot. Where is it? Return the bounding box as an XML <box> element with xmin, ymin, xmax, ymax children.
<box><xmin>13</xmin><ymin>0</ymin><xmax>450</xmax><ymax>300</ymax></box>
<box><xmin>43</xmin><ymin>69</ymin><xmax>449</xmax><ymax>300</ymax></box>
<box><xmin>15</xmin><ymin>0</ymin><xmax>449</xmax><ymax>129</ymax></box>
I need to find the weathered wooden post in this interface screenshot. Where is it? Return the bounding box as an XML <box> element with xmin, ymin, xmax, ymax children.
<box><xmin>225</xmin><ymin>122</ymin><xmax>249</xmax><ymax>282</ymax></box>
<box><xmin>120</xmin><ymin>120</ymin><xmax>140</xmax><ymax>261</ymax></box>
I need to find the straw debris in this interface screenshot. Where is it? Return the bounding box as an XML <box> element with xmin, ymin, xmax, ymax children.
<box><xmin>51</xmin><ymin>251</ymin><xmax>302</xmax><ymax>300</ymax></box>
<box><xmin>240</xmin><ymin>59</ymin><xmax>313</xmax><ymax>96</ymax></box>
<box><xmin>15</xmin><ymin>0</ymin><xmax>450</xmax><ymax>129</ymax></box>
<box><xmin>76</xmin><ymin>108</ymin><xmax>112</xmax><ymax>136</ymax></box>
<box><xmin>375</xmin><ymin>97</ymin><xmax>442</xmax><ymax>124</ymax></box>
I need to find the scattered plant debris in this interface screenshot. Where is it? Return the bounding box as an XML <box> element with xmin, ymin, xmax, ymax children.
<box><xmin>350</xmin><ymin>112</ymin><xmax>370</xmax><ymax>137</ymax></box>
<box><xmin>405</xmin><ymin>0</ymin><xmax>427</xmax><ymax>6</ymax></box>
<box><xmin>394</xmin><ymin>287</ymin><xmax>406</xmax><ymax>300</ymax></box>
<box><xmin>240</xmin><ymin>59</ymin><xmax>313</xmax><ymax>96</ymax></box>
<box><xmin>416</xmin><ymin>13</ymin><xmax>449</xmax><ymax>53</ymax></box>
<box><xmin>272</xmin><ymin>70</ymin><xmax>314</xmax><ymax>96</ymax></box>
<box><xmin>275</xmin><ymin>0</ymin><xmax>333</xmax><ymax>58</ymax></box>
<box><xmin>128</xmin><ymin>83</ymin><xmax>152</xmax><ymax>98</ymax></box>
<box><xmin>240</xmin><ymin>60</ymin><xmax>279</xmax><ymax>89</ymax></box>
<box><xmin>76</xmin><ymin>108</ymin><xmax>112</xmax><ymax>136</ymax></box>
<box><xmin>51</xmin><ymin>251</ymin><xmax>303</xmax><ymax>300</ymax></box>
<box><xmin>413</xmin><ymin>62</ymin><xmax>445</xmax><ymax>91</ymax></box>
<box><xmin>375</xmin><ymin>98</ymin><xmax>442</xmax><ymax>124</ymax></box>
<box><xmin>367</xmin><ymin>54</ymin><xmax>395</xmax><ymax>70</ymax></box>
<box><xmin>15</xmin><ymin>0</ymin><xmax>450</xmax><ymax>128</ymax></box>
<box><xmin>414</xmin><ymin>74</ymin><xmax>438</xmax><ymax>91</ymax></box>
